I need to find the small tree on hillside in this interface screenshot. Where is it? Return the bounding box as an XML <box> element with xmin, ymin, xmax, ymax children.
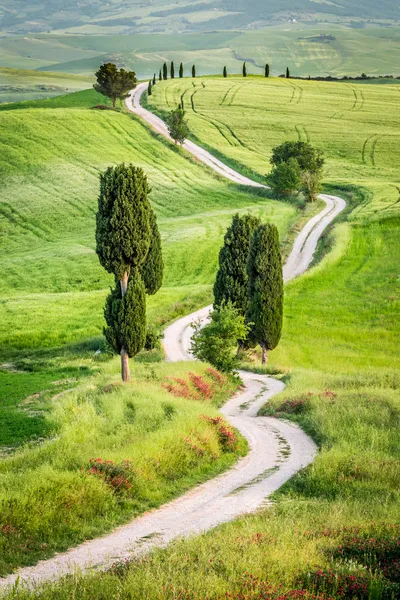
<box><xmin>270</xmin><ymin>141</ymin><xmax>324</xmax><ymax>173</ymax></box>
<box><xmin>191</xmin><ymin>303</ymin><xmax>250</xmax><ymax>374</ymax></box>
<box><xmin>171</xmin><ymin>61</ymin><xmax>175</xmax><ymax>79</ymax></box>
<box><xmin>166</xmin><ymin>107</ymin><xmax>189</xmax><ymax>145</ymax></box>
<box><xmin>267</xmin><ymin>157</ymin><xmax>302</xmax><ymax>196</ymax></box>
<box><xmin>302</xmin><ymin>169</ymin><xmax>322</xmax><ymax>202</ymax></box>
<box><xmin>223</xmin><ymin>66</ymin><xmax>227</xmax><ymax>78</ymax></box>
<box><xmin>192</xmin><ymin>64</ymin><xmax>196</xmax><ymax>78</ymax></box>
<box><xmin>286</xmin><ymin>67</ymin><xmax>290</xmax><ymax>79</ymax></box>
<box><xmin>159</xmin><ymin>69</ymin><xmax>162</xmax><ymax>82</ymax></box>
<box><xmin>243</xmin><ymin>62</ymin><xmax>247</xmax><ymax>77</ymax></box>
<box><xmin>147</xmin><ymin>80</ymin><xmax>152</xmax><ymax>96</ymax></box>
<box><xmin>265</xmin><ymin>64</ymin><xmax>270</xmax><ymax>78</ymax></box>
<box><xmin>179</xmin><ymin>62</ymin><xmax>184</xmax><ymax>78</ymax></box>
<box><xmin>214</xmin><ymin>214</ymin><xmax>261</xmax><ymax>317</ymax></box>
<box><xmin>163</xmin><ymin>62</ymin><xmax>168</xmax><ymax>80</ymax></box>
<box><xmin>152</xmin><ymin>73</ymin><xmax>156</xmax><ymax>86</ymax></box>
<box><xmin>247</xmin><ymin>224</ymin><xmax>283</xmax><ymax>365</ymax></box>
<box><xmin>96</xmin><ymin>165</ymin><xmax>163</xmax><ymax>382</ymax></box>
<box><xmin>94</xmin><ymin>63</ymin><xmax>137</xmax><ymax>109</ymax></box>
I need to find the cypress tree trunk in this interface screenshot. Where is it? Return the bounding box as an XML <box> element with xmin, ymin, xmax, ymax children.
<box><xmin>261</xmin><ymin>345</ymin><xmax>268</xmax><ymax>365</ymax></box>
<box><xmin>120</xmin><ymin>271</ymin><xmax>131</xmax><ymax>382</ymax></box>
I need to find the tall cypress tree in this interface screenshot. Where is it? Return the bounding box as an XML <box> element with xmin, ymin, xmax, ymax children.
<box><xmin>153</xmin><ymin>73</ymin><xmax>156</xmax><ymax>86</ymax></box>
<box><xmin>223</xmin><ymin>66</ymin><xmax>227</xmax><ymax>78</ymax></box>
<box><xmin>96</xmin><ymin>165</ymin><xmax>163</xmax><ymax>381</ymax></box>
<box><xmin>163</xmin><ymin>62</ymin><xmax>168</xmax><ymax>80</ymax></box>
<box><xmin>140</xmin><ymin>209</ymin><xmax>164</xmax><ymax>296</ymax></box>
<box><xmin>147</xmin><ymin>80</ymin><xmax>152</xmax><ymax>96</ymax></box>
<box><xmin>286</xmin><ymin>67</ymin><xmax>290</xmax><ymax>79</ymax></box>
<box><xmin>265</xmin><ymin>64</ymin><xmax>270</xmax><ymax>78</ymax></box>
<box><xmin>192</xmin><ymin>64</ymin><xmax>196</xmax><ymax>78</ymax></box>
<box><xmin>214</xmin><ymin>214</ymin><xmax>261</xmax><ymax>316</ymax></box>
<box><xmin>179</xmin><ymin>62</ymin><xmax>184</xmax><ymax>78</ymax></box>
<box><xmin>159</xmin><ymin>69</ymin><xmax>162</xmax><ymax>82</ymax></box>
<box><xmin>247</xmin><ymin>223</ymin><xmax>283</xmax><ymax>365</ymax></box>
<box><xmin>243</xmin><ymin>62</ymin><xmax>247</xmax><ymax>77</ymax></box>
<box><xmin>171</xmin><ymin>61</ymin><xmax>175</xmax><ymax>79</ymax></box>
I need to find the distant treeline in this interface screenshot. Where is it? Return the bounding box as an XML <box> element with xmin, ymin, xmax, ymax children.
<box><xmin>289</xmin><ymin>73</ymin><xmax>400</xmax><ymax>82</ymax></box>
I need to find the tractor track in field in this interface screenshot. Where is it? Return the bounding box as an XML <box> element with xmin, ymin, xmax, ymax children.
<box><xmin>0</xmin><ymin>82</ymin><xmax>346</xmax><ymax>594</ymax></box>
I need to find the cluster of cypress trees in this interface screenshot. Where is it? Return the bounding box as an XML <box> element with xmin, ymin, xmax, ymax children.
<box><xmin>160</xmin><ymin>62</ymin><xmax>195</xmax><ymax>80</ymax></box>
<box><xmin>156</xmin><ymin>62</ymin><xmax>280</xmax><ymax>80</ymax></box>
<box><xmin>96</xmin><ymin>165</ymin><xmax>163</xmax><ymax>382</ymax></box>
<box><xmin>214</xmin><ymin>215</ymin><xmax>283</xmax><ymax>365</ymax></box>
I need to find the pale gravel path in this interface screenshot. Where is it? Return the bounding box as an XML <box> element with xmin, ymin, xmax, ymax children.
<box><xmin>0</xmin><ymin>84</ymin><xmax>346</xmax><ymax>594</ymax></box>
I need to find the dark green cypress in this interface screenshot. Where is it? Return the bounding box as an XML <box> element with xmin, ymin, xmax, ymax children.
<box><xmin>192</xmin><ymin>64</ymin><xmax>196</xmax><ymax>78</ymax></box>
<box><xmin>96</xmin><ymin>165</ymin><xmax>151</xmax><ymax>281</ymax></box>
<box><xmin>153</xmin><ymin>73</ymin><xmax>156</xmax><ymax>86</ymax></box>
<box><xmin>171</xmin><ymin>61</ymin><xmax>175</xmax><ymax>79</ymax></box>
<box><xmin>265</xmin><ymin>63</ymin><xmax>270</xmax><ymax>78</ymax></box>
<box><xmin>286</xmin><ymin>67</ymin><xmax>290</xmax><ymax>79</ymax></box>
<box><xmin>214</xmin><ymin>214</ymin><xmax>261</xmax><ymax>316</ymax></box>
<box><xmin>159</xmin><ymin>69</ymin><xmax>162</xmax><ymax>82</ymax></box>
<box><xmin>179</xmin><ymin>62</ymin><xmax>184</xmax><ymax>78</ymax></box>
<box><xmin>223</xmin><ymin>66</ymin><xmax>227</xmax><ymax>78</ymax></box>
<box><xmin>163</xmin><ymin>62</ymin><xmax>168</xmax><ymax>80</ymax></box>
<box><xmin>140</xmin><ymin>209</ymin><xmax>163</xmax><ymax>296</ymax></box>
<box><xmin>243</xmin><ymin>62</ymin><xmax>247</xmax><ymax>77</ymax></box>
<box><xmin>96</xmin><ymin>165</ymin><xmax>155</xmax><ymax>381</ymax></box>
<box><xmin>104</xmin><ymin>276</ymin><xmax>147</xmax><ymax>360</ymax></box>
<box><xmin>247</xmin><ymin>223</ymin><xmax>283</xmax><ymax>365</ymax></box>
<box><xmin>148</xmin><ymin>80</ymin><xmax>152</xmax><ymax>96</ymax></box>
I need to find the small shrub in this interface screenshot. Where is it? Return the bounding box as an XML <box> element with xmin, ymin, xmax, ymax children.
<box><xmin>162</xmin><ymin>377</ymin><xmax>195</xmax><ymax>399</ymax></box>
<box><xmin>300</xmin><ymin>568</ymin><xmax>370</xmax><ymax>599</ymax></box>
<box><xmin>332</xmin><ymin>524</ymin><xmax>400</xmax><ymax>582</ymax></box>
<box><xmin>202</xmin><ymin>415</ymin><xmax>237</xmax><ymax>451</ymax></box>
<box><xmin>189</xmin><ymin>373</ymin><xmax>214</xmax><ymax>399</ymax></box>
<box><xmin>145</xmin><ymin>325</ymin><xmax>163</xmax><ymax>350</ymax></box>
<box><xmin>86</xmin><ymin>458</ymin><xmax>134</xmax><ymax>494</ymax></box>
<box><xmin>206</xmin><ymin>367</ymin><xmax>227</xmax><ymax>386</ymax></box>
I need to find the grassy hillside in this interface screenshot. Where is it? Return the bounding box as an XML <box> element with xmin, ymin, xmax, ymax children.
<box><xmin>12</xmin><ymin>76</ymin><xmax>399</xmax><ymax>598</ymax></box>
<box><xmin>1</xmin><ymin>25</ymin><xmax>400</xmax><ymax>79</ymax></box>
<box><xmin>0</xmin><ymin>67</ymin><xmax>93</xmax><ymax>104</ymax></box>
<box><xmin>1</xmin><ymin>0</ymin><xmax>398</xmax><ymax>36</ymax></box>
<box><xmin>0</xmin><ymin>86</ymin><xmax>294</xmax><ymax>448</ymax></box>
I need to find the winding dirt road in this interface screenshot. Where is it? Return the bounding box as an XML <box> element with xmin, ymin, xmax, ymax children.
<box><xmin>0</xmin><ymin>83</ymin><xmax>345</xmax><ymax>593</ymax></box>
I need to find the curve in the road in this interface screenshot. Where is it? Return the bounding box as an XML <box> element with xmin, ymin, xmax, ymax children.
<box><xmin>0</xmin><ymin>83</ymin><xmax>346</xmax><ymax>593</ymax></box>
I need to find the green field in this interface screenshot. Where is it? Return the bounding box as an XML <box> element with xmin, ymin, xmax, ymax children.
<box><xmin>0</xmin><ymin>68</ymin><xmax>93</xmax><ymax>104</ymax></box>
<box><xmin>1</xmin><ymin>25</ymin><xmax>400</xmax><ymax>79</ymax></box>
<box><xmin>3</xmin><ymin>75</ymin><xmax>397</xmax><ymax>597</ymax></box>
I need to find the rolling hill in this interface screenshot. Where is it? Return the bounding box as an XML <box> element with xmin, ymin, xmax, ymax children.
<box><xmin>1</xmin><ymin>1</ymin><xmax>399</xmax><ymax>36</ymax></box>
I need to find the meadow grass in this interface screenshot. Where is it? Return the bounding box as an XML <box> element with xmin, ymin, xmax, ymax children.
<box><xmin>0</xmin><ymin>68</ymin><xmax>93</xmax><ymax>105</ymax></box>
<box><xmin>0</xmin><ymin>360</ymin><xmax>244</xmax><ymax>575</ymax></box>
<box><xmin>10</xmin><ymin>77</ymin><xmax>398</xmax><ymax>598</ymax></box>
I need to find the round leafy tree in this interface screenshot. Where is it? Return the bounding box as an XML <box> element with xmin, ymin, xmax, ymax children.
<box><xmin>247</xmin><ymin>223</ymin><xmax>283</xmax><ymax>365</ymax></box>
<box><xmin>94</xmin><ymin>63</ymin><xmax>137</xmax><ymax>109</ymax></box>
<box><xmin>166</xmin><ymin>107</ymin><xmax>190</xmax><ymax>145</ymax></box>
